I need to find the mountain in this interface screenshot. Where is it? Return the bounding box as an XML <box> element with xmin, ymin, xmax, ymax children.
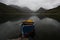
<box><xmin>35</xmin><ymin>7</ymin><xmax>47</xmax><ymax>19</ymax></box>
<box><xmin>0</xmin><ymin>2</ymin><xmax>33</xmax><ymax>23</ymax></box>
<box><xmin>35</xmin><ymin>7</ymin><xmax>47</xmax><ymax>13</ymax></box>
<box><xmin>36</xmin><ymin>6</ymin><xmax>60</xmax><ymax>22</ymax></box>
<box><xmin>9</xmin><ymin>5</ymin><xmax>33</xmax><ymax>13</ymax></box>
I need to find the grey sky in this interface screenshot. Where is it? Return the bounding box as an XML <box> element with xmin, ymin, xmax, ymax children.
<box><xmin>0</xmin><ymin>0</ymin><xmax>60</xmax><ymax>11</ymax></box>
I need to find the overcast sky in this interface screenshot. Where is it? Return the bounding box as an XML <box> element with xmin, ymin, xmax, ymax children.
<box><xmin>0</xmin><ymin>0</ymin><xmax>60</xmax><ymax>11</ymax></box>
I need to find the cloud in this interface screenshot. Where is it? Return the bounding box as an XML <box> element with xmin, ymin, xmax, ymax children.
<box><xmin>0</xmin><ymin>0</ymin><xmax>60</xmax><ymax>11</ymax></box>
